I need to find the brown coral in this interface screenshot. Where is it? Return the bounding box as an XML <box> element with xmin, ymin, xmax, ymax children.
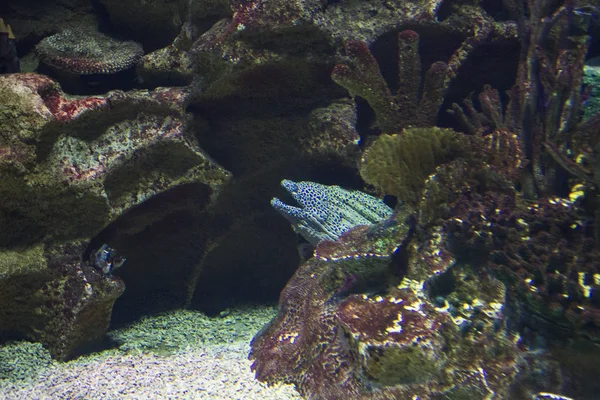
<box><xmin>331</xmin><ymin>26</ymin><xmax>496</xmax><ymax>132</ymax></box>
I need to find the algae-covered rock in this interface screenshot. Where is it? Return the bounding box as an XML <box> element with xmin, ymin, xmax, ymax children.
<box><xmin>136</xmin><ymin>25</ymin><xmax>196</xmax><ymax>87</ymax></box>
<box><xmin>0</xmin><ymin>74</ymin><xmax>231</xmax><ymax>359</ymax></box>
<box><xmin>0</xmin><ymin>74</ymin><xmax>230</xmax><ymax>247</ymax></box>
<box><xmin>359</xmin><ymin>127</ymin><xmax>466</xmax><ymax>203</ymax></box>
<box><xmin>0</xmin><ymin>73</ymin><xmax>55</xmax><ymax>145</ymax></box>
<box><xmin>0</xmin><ymin>242</ymin><xmax>125</xmax><ymax>360</ymax></box>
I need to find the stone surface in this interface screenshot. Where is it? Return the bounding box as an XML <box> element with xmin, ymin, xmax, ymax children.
<box><xmin>136</xmin><ymin>25</ymin><xmax>197</xmax><ymax>88</ymax></box>
<box><xmin>0</xmin><ymin>73</ymin><xmax>231</xmax><ymax>358</ymax></box>
<box><xmin>0</xmin><ymin>73</ymin><xmax>230</xmax><ymax>246</ymax></box>
<box><xmin>0</xmin><ymin>242</ymin><xmax>125</xmax><ymax>360</ymax></box>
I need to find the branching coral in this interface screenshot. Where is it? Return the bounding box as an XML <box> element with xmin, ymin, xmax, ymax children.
<box><xmin>450</xmin><ymin>85</ymin><xmax>527</xmax><ymax>182</ymax></box>
<box><xmin>453</xmin><ymin>1</ymin><xmax>599</xmax><ymax>197</ymax></box>
<box><xmin>331</xmin><ymin>27</ymin><xmax>493</xmax><ymax>132</ymax></box>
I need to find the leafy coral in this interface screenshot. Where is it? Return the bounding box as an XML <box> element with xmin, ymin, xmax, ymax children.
<box><xmin>359</xmin><ymin>127</ymin><xmax>466</xmax><ymax>204</ymax></box>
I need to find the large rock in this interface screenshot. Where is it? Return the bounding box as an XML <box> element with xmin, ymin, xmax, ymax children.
<box><xmin>0</xmin><ymin>242</ymin><xmax>124</xmax><ymax>360</ymax></box>
<box><xmin>0</xmin><ymin>73</ymin><xmax>231</xmax><ymax>358</ymax></box>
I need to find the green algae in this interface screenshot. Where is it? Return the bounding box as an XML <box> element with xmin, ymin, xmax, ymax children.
<box><xmin>107</xmin><ymin>305</ymin><xmax>279</xmax><ymax>356</ymax></box>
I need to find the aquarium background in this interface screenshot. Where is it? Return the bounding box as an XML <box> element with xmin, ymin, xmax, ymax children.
<box><xmin>1</xmin><ymin>0</ymin><xmax>600</xmax><ymax>399</ymax></box>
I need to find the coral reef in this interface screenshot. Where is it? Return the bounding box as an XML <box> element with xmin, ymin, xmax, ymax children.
<box><xmin>249</xmin><ymin>218</ymin><xmax>411</xmax><ymax>398</ymax></box>
<box><xmin>418</xmin><ymin>156</ymin><xmax>600</xmax><ymax>341</ymax></box>
<box><xmin>0</xmin><ymin>5</ymin><xmax>598</xmax><ymax>400</ymax></box>
<box><xmin>252</xmin><ymin>7</ymin><xmax>600</xmax><ymax>386</ymax></box>
<box><xmin>250</xmin><ymin>208</ymin><xmax>552</xmax><ymax>398</ymax></box>
<box><xmin>271</xmin><ymin>180</ymin><xmax>394</xmax><ymax>245</ymax></box>
<box><xmin>452</xmin><ymin>0</ymin><xmax>597</xmax><ymax>198</ymax></box>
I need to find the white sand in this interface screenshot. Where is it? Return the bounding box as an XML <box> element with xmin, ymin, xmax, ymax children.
<box><xmin>0</xmin><ymin>306</ymin><xmax>301</xmax><ymax>399</ymax></box>
<box><xmin>0</xmin><ymin>342</ymin><xmax>301</xmax><ymax>400</ymax></box>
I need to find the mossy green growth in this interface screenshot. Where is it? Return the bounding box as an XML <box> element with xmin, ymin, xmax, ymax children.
<box><xmin>360</xmin><ymin>127</ymin><xmax>466</xmax><ymax>204</ymax></box>
<box><xmin>108</xmin><ymin>306</ymin><xmax>279</xmax><ymax>356</ymax></box>
<box><xmin>0</xmin><ymin>341</ymin><xmax>52</xmax><ymax>382</ymax></box>
<box><xmin>0</xmin><ymin>172</ymin><xmax>110</xmax><ymax>247</ymax></box>
<box><xmin>0</xmin><ymin>244</ymin><xmax>46</xmax><ymax>277</ymax></box>
<box><xmin>364</xmin><ymin>344</ymin><xmax>444</xmax><ymax>386</ymax></box>
<box><xmin>0</xmin><ymin>78</ymin><xmax>56</xmax><ymax>144</ymax></box>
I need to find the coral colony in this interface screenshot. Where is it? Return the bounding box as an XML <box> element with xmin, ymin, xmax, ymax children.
<box><xmin>1</xmin><ymin>0</ymin><xmax>600</xmax><ymax>399</ymax></box>
<box><xmin>255</xmin><ymin>1</ymin><xmax>600</xmax><ymax>399</ymax></box>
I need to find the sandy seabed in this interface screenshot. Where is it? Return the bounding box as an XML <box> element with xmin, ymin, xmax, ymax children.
<box><xmin>0</xmin><ymin>306</ymin><xmax>301</xmax><ymax>400</ymax></box>
<box><xmin>1</xmin><ymin>342</ymin><xmax>301</xmax><ymax>400</ymax></box>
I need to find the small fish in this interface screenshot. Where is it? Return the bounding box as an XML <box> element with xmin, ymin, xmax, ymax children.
<box><xmin>91</xmin><ymin>244</ymin><xmax>126</xmax><ymax>276</ymax></box>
